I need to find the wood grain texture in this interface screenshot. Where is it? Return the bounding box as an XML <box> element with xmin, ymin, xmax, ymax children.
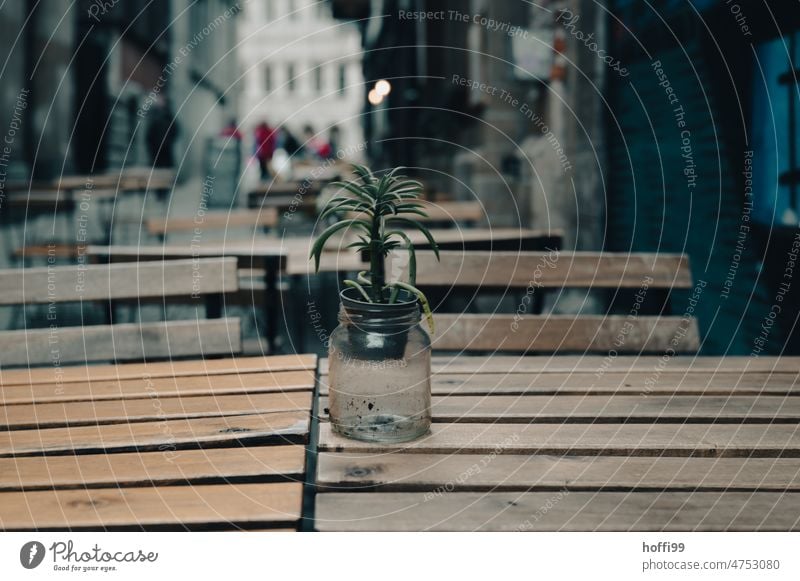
<box><xmin>317</xmin><ymin>453</ymin><xmax>800</xmax><ymax>492</ymax></box>
<box><xmin>315</xmin><ymin>491</ymin><xmax>800</xmax><ymax>531</ymax></box>
<box><xmin>0</xmin><ymin>354</ymin><xmax>316</xmax><ymax>386</ymax></box>
<box><xmin>0</xmin><ymin>318</ymin><xmax>243</xmax><ymax>367</ymax></box>
<box><xmin>320</xmin><ymin>371</ymin><xmax>800</xmax><ymax>396</ymax></box>
<box><xmin>1</xmin><ymin>370</ymin><xmax>315</xmax><ymax>405</ymax></box>
<box><xmin>318</xmin><ymin>394</ymin><xmax>800</xmax><ymax>423</ymax></box>
<box><xmin>0</xmin><ymin>411</ymin><xmax>309</xmax><ymax>457</ymax></box>
<box><xmin>320</xmin><ymin>356</ymin><xmax>799</xmax><ymax>376</ymax></box>
<box><xmin>318</xmin><ymin>422</ymin><xmax>800</xmax><ymax>457</ymax></box>
<box><xmin>1</xmin><ymin>446</ymin><xmax>306</xmax><ymax>491</ymax></box>
<box><xmin>0</xmin><ymin>258</ymin><xmax>238</xmax><ymax>304</ymax></box>
<box><xmin>423</xmin><ymin>355</ymin><xmax>800</xmax><ymax>374</ymax></box>
<box><xmin>0</xmin><ymin>482</ymin><xmax>302</xmax><ymax>530</ymax></box>
<box><xmin>392</xmin><ymin>251</ymin><xmax>693</xmax><ymax>288</ymax></box>
<box><xmin>147</xmin><ymin>209</ymin><xmax>279</xmax><ymax>235</ymax></box>
<box><xmin>1</xmin><ymin>392</ymin><xmax>313</xmax><ymax>429</ymax></box>
<box><xmin>432</xmin><ymin>314</ymin><xmax>700</xmax><ymax>353</ymax></box>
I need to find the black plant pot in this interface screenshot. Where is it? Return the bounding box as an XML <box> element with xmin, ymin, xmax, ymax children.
<box><xmin>337</xmin><ymin>287</ymin><xmax>419</xmax><ymax>361</ymax></box>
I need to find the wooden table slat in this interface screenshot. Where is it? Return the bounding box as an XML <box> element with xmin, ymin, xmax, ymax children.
<box><xmin>321</xmin><ymin>371</ymin><xmax>800</xmax><ymax>396</ymax></box>
<box><xmin>1</xmin><ymin>411</ymin><xmax>309</xmax><ymax>457</ymax></box>
<box><xmin>320</xmin><ymin>356</ymin><xmax>800</xmax><ymax>375</ymax></box>
<box><xmin>0</xmin><ymin>354</ymin><xmax>317</xmax><ymax>386</ymax></box>
<box><xmin>315</xmin><ymin>491</ymin><xmax>800</xmax><ymax>531</ymax></box>
<box><xmin>1</xmin><ymin>446</ymin><xmax>306</xmax><ymax>491</ymax></box>
<box><xmin>317</xmin><ymin>453</ymin><xmax>800</xmax><ymax>492</ymax></box>
<box><xmin>1</xmin><ymin>483</ymin><xmax>302</xmax><ymax>530</ymax></box>
<box><xmin>1</xmin><ymin>392</ymin><xmax>313</xmax><ymax>430</ymax></box>
<box><xmin>0</xmin><ymin>370</ymin><xmax>315</xmax><ymax>405</ymax></box>
<box><xmin>319</xmin><ymin>394</ymin><xmax>800</xmax><ymax>423</ymax></box>
<box><xmin>318</xmin><ymin>423</ymin><xmax>800</xmax><ymax>457</ymax></box>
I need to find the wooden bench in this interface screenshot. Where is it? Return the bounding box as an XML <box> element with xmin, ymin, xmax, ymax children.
<box><xmin>0</xmin><ymin>258</ymin><xmax>242</xmax><ymax>367</ymax></box>
<box><xmin>146</xmin><ymin>208</ymin><xmax>279</xmax><ymax>238</ymax></box>
<box><xmin>390</xmin><ymin>251</ymin><xmax>700</xmax><ymax>354</ymax></box>
<box><xmin>348</xmin><ymin>200</ymin><xmax>484</xmax><ymax>226</ymax></box>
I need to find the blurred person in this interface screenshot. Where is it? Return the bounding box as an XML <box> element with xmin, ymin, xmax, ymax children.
<box><xmin>302</xmin><ymin>124</ymin><xmax>329</xmax><ymax>160</ymax></box>
<box><xmin>327</xmin><ymin>125</ymin><xmax>341</xmax><ymax>158</ymax></box>
<box><xmin>220</xmin><ymin>118</ymin><xmax>243</xmax><ymax>140</ymax></box>
<box><xmin>146</xmin><ymin>100</ymin><xmax>179</xmax><ymax>167</ymax></box>
<box><xmin>277</xmin><ymin>125</ymin><xmax>301</xmax><ymax>157</ymax></box>
<box><xmin>254</xmin><ymin>120</ymin><xmax>277</xmax><ymax>180</ymax></box>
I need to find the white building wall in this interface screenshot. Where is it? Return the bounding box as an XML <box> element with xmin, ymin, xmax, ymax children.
<box><xmin>238</xmin><ymin>0</ymin><xmax>365</xmax><ymax>156</ymax></box>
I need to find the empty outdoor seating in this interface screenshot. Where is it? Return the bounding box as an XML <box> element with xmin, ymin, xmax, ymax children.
<box><xmin>390</xmin><ymin>250</ymin><xmax>700</xmax><ymax>354</ymax></box>
<box><xmin>0</xmin><ymin>258</ymin><xmax>241</xmax><ymax>367</ymax></box>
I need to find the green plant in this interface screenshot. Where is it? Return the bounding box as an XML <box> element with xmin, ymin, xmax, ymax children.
<box><xmin>309</xmin><ymin>164</ymin><xmax>439</xmax><ymax>332</ymax></box>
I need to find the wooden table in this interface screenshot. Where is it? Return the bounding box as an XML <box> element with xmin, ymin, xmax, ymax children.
<box><xmin>0</xmin><ymin>354</ymin><xmax>316</xmax><ymax>531</ymax></box>
<box><xmin>315</xmin><ymin>355</ymin><xmax>800</xmax><ymax>531</ymax></box>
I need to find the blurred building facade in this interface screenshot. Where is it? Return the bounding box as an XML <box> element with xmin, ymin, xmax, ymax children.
<box><xmin>0</xmin><ymin>0</ymin><xmax>241</xmax><ymax>180</ymax></box>
<box><xmin>238</xmin><ymin>0</ymin><xmax>364</xmax><ymax>156</ymax></box>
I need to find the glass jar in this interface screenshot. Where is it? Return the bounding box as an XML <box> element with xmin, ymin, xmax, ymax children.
<box><xmin>328</xmin><ymin>288</ymin><xmax>431</xmax><ymax>442</ymax></box>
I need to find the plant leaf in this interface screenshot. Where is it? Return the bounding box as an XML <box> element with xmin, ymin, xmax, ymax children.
<box><xmin>391</xmin><ymin>281</ymin><xmax>435</xmax><ymax>334</ymax></box>
<box><xmin>386</xmin><ymin>230</ymin><xmax>416</xmax><ymax>286</ymax></box>
<box><xmin>343</xmin><ymin>279</ymin><xmax>372</xmax><ymax>302</ymax></box>
<box><xmin>309</xmin><ymin>219</ymin><xmax>370</xmax><ymax>272</ymax></box>
<box><xmin>385</xmin><ymin>217</ymin><xmax>440</xmax><ymax>260</ymax></box>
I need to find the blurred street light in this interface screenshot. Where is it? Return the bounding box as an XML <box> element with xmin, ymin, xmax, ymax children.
<box><xmin>368</xmin><ymin>88</ymin><xmax>383</xmax><ymax>105</ymax></box>
<box><xmin>375</xmin><ymin>79</ymin><xmax>391</xmax><ymax>97</ymax></box>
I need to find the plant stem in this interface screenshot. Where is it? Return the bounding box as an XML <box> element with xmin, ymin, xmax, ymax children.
<box><xmin>369</xmin><ymin>211</ymin><xmax>385</xmax><ymax>302</ymax></box>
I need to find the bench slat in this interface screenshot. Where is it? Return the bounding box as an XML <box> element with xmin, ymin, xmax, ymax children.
<box><xmin>432</xmin><ymin>314</ymin><xmax>700</xmax><ymax>353</ymax></box>
<box><xmin>396</xmin><ymin>251</ymin><xmax>693</xmax><ymax>289</ymax></box>
<box><xmin>147</xmin><ymin>209</ymin><xmax>279</xmax><ymax>235</ymax></box>
<box><xmin>0</xmin><ymin>258</ymin><xmax>238</xmax><ymax>304</ymax></box>
<box><xmin>0</xmin><ymin>318</ymin><xmax>242</xmax><ymax>367</ymax></box>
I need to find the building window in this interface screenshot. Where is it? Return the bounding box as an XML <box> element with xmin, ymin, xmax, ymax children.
<box><xmin>265</xmin><ymin>65</ymin><xmax>272</xmax><ymax>92</ymax></box>
<box><xmin>315</xmin><ymin>1</ymin><xmax>329</xmax><ymax>19</ymax></box>
<box><xmin>264</xmin><ymin>0</ymin><xmax>272</xmax><ymax>20</ymax></box>
<box><xmin>287</xmin><ymin>0</ymin><xmax>298</xmax><ymax>20</ymax></box>
<box><xmin>338</xmin><ymin>64</ymin><xmax>346</xmax><ymax>96</ymax></box>
<box><xmin>287</xmin><ymin>63</ymin><xmax>296</xmax><ymax>92</ymax></box>
<box><xmin>313</xmin><ymin>63</ymin><xmax>323</xmax><ymax>93</ymax></box>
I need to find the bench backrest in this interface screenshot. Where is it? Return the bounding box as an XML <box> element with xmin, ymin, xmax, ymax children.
<box><xmin>389</xmin><ymin>250</ymin><xmax>699</xmax><ymax>354</ymax></box>
<box><xmin>402</xmin><ymin>251</ymin><xmax>693</xmax><ymax>289</ymax></box>
<box><xmin>0</xmin><ymin>258</ymin><xmax>241</xmax><ymax>367</ymax></box>
<box><xmin>0</xmin><ymin>258</ymin><xmax>238</xmax><ymax>305</ymax></box>
<box><xmin>147</xmin><ymin>209</ymin><xmax>279</xmax><ymax>236</ymax></box>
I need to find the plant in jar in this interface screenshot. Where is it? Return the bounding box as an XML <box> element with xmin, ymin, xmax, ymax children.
<box><xmin>310</xmin><ymin>164</ymin><xmax>439</xmax><ymax>442</ymax></box>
